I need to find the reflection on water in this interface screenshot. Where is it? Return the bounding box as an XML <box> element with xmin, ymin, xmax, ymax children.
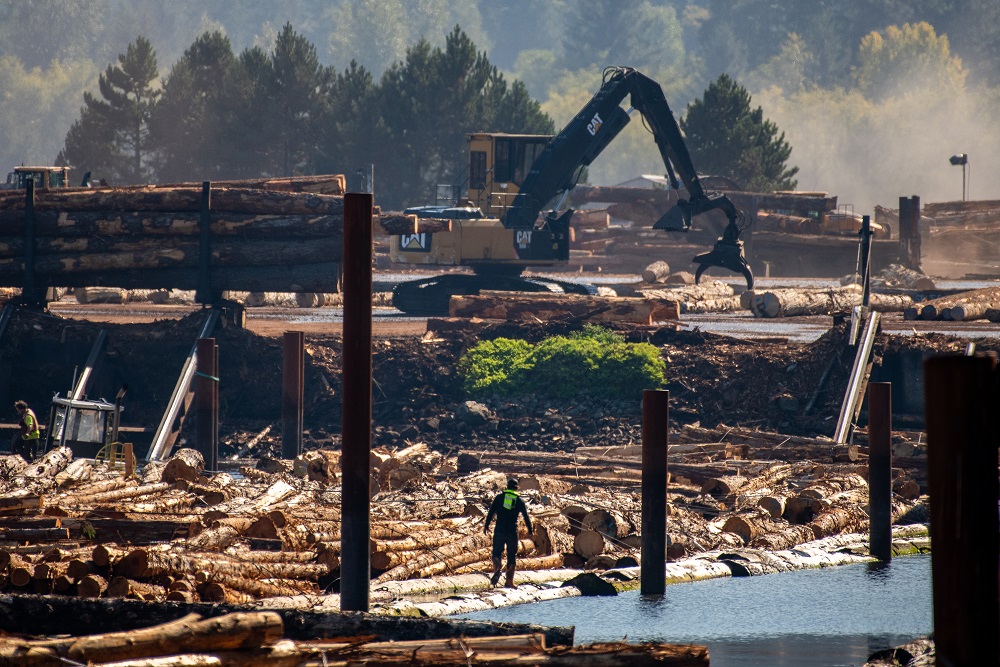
<box><xmin>457</xmin><ymin>555</ymin><xmax>932</xmax><ymax>667</ymax></box>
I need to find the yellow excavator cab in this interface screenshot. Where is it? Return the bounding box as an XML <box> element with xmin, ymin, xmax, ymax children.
<box><xmin>466</xmin><ymin>133</ymin><xmax>552</xmax><ymax>218</ymax></box>
<box><xmin>5</xmin><ymin>166</ymin><xmax>72</xmax><ymax>190</ymax></box>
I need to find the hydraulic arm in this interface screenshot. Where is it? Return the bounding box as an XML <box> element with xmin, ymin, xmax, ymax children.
<box><xmin>504</xmin><ymin>66</ymin><xmax>753</xmax><ymax>288</ymax></box>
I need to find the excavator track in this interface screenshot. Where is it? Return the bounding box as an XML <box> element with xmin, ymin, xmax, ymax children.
<box><xmin>391</xmin><ymin>274</ymin><xmax>597</xmax><ymax>317</ymax></box>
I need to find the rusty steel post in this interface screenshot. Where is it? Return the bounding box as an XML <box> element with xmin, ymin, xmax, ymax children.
<box><xmin>282</xmin><ymin>331</ymin><xmax>305</xmax><ymax>459</ymax></box>
<box><xmin>867</xmin><ymin>382</ymin><xmax>892</xmax><ymax>561</ymax></box>
<box><xmin>195</xmin><ymin>337</ymin><xmax>218</xmax><ymax>472</ymax></box>
<box><xmin>340</xmin><ymin>192</ymin><xmax>373</xmax><ymax>612</ymax></box>
<box><xmin>924</xmin><ymin>355</ymin><xmax>999</xmax><ymax>666</ymax></box>
<box><xmin>641</xmin><ymin>389</ymin><xmax>669</xmax><ymax>595</ymax></box>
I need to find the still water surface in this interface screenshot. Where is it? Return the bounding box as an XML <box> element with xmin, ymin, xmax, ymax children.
<box><xmin>457</xmin><ymin>555</ymin><xmax>932</xmax><ymax>667</ymax></box>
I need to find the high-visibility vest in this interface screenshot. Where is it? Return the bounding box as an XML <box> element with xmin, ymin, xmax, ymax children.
<box><xmin>502</xmin><ymin>489</ymin><xmax>519</xmax><ymax>510</ymax></box>
<box><xmin>22</xmin><ymin>409</ymin><xmax>40</xmax><ymax>440</ymax></box>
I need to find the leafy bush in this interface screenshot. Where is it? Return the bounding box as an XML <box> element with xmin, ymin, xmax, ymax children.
<box><xmin>457</xmin><ymin>337</ymin><xmax>534</xmax><ymax>395</ymax></box>
<box><xmin>458</xmin><ymin>327</ymin><xmax>665</xmax><ymax>400</ymax></box>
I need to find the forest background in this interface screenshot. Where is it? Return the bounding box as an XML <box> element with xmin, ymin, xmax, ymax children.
<box><xmin>1</xmin><ymin>0</ymin><xmax>998</xmax><ymax>213</ymax></box>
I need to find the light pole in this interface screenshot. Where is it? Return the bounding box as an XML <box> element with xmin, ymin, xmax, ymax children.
<box><xmin>950</xmin><ymin>153</ymin><xmax>968</xmax><ymax>201</ymax></box>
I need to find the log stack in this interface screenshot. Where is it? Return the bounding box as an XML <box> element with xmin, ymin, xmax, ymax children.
<box><xmin>903</xmin><ymin>285</ymin><xmax>1000</xmax><ymax>321</ymax></box>
<box><xmin>0</xmin><ymin>176</ymin><xmax>360</xmax><ymax>295</ymax></box>
<box><xmin>0</xmin><ymin>422</ymin><xmax>923</xmax><ymax>610</ymax></box>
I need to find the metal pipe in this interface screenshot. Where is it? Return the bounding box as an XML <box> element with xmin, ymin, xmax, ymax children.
<box><xmin>340</xmin><ymin>192</ymin><xmax>374</xmax><ymax>612</ymax></box>
<box><xmin>834</xmin><ymin>311</ymin><xmax>880</xmax><ymax>444</ymax></box>
<box><xmin>640</xmin><ymin>389</ymin><xmax>669</xmax><ymax>595</ymax></box>
<box><xmin>923</xmin><ymin>355</ymin><xmax>999</xmax><ymax>666</ymax></box>
<box><xmin>867</xmin><ymin>382</ymin><xmax>892</xmax><ymax>561</ymax></box>
<box><xmin>71</xmin><ymin>330</ymin><xmax>108</xmax><ymax>401</ymax></box>
<box><xmin>282</xmin><ymin>331</ymin><xmax>305</xmax><ymax>459</ymax></box>
<box><xmin>147</xmin><ymin>309</ymin><xmax>220</xmax><ymax>461</ymax></box>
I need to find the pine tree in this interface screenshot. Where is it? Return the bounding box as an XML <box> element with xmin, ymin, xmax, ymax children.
<box><xmin>61</xmin><ymin>36</ymin><xmax>160</xmax><ymax>184</ymax></box>
<box><xmin>680</xmin><ymin>74</ymin><xmax>798</xmax><ymax>192</ymax></box>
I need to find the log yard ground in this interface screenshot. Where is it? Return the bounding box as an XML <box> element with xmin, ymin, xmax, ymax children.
<box><xmin>0</xmin><ymin>265</ymin><xmax>993</xmax><ymax>666</ymax></box>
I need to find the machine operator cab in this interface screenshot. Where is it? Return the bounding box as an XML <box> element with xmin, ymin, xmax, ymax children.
<box><xmin>466</xmin><ymin>133</ymin><xmax>553</xmax><ymax>218</ymax></box>
<box><xmin>3</xmin><ymin>166</ymin><xmax>72</xmax><ymax>190</ymax></box>
<box><xmin>43</xmin><ymin>393</ymin><xmax>124</xmax><ymax>460</ymax></box>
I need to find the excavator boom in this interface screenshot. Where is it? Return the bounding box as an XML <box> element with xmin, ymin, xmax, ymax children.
<box><xmin>505</xmin><ymin>66</ymin><xmax>753</xmax><ymax>288</ymax></box>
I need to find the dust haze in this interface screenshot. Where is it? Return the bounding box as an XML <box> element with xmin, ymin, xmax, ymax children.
<box><xmin>755</xmin><ymin>83</ymin><xmax>1000</xmax><ymax>214</ymax></box>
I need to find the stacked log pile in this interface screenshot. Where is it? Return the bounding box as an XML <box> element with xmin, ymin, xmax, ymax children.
<box><xmin>0</xmin><ymin>425</ymin><xmax>924</xmax><ymax>608</ymax></box>
<box><xmin>0</xmin><ymin>175</ymin><xmax>355</xmax><ymax>294</ymax></box>
<box><xmin>903</xmin><ymin>285</ymin><xmax>1000</xmax><ymax>321</ymax></box>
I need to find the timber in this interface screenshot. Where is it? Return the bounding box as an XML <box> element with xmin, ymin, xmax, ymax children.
<box><xmin>449</xmin><ymin>291</ymin><xmax>680</xmax><ymax>324</ymax></box>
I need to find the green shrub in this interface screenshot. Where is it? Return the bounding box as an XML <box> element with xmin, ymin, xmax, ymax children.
<box><xmin>456</xmin><ymin>337</ymin><xmax>533</xmax><ymax>395</ymax></box>
<box><xmin>458</xmin><ymin>327</ymin><xmax>665</xmax><ymax>400</ymax></box>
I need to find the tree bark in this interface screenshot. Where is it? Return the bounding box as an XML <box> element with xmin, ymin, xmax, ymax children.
<box><xmin>0</xmin><ymin>187</ymin><xmax>345</xmax><ymax>217</ymax></box>
<box><xmin>449</xmin><ymin>292</ymin><xmax>680</xmax><ymax>324</ymax></box>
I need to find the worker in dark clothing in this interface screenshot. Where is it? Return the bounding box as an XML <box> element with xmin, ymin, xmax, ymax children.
<box><xmin>483</xmin><ymin>478</ymin><xmax>533</xmax><ymax>588</ymax></box>
<box><xmin>12</xmin><ymin>400</ymin><xmax>40</xmax><ymax>462</ymax></box>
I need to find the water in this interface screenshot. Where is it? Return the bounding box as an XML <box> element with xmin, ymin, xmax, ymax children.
<box><xmin>456</xmin><ymin>555</ymin><xmax>932</xmax><ymax>667</ymax></box>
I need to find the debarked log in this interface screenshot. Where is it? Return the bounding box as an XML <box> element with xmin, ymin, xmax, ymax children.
<box><xmin>0</xmin><ymin>211</ymin><xmax>344</xmax><ymax>242</ymax></box>
<box><xmin>748</xmin><ymin>285</ymin><xmax>913</xmax><ymax>317</ymax></box>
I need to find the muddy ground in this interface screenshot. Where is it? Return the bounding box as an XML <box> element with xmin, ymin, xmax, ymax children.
<box><xmin>0</xmin><ymin>304</ymin><xmax>987</xmax><ymax>460</ymax></box>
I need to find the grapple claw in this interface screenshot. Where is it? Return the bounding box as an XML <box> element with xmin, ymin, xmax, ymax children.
<box><xmin>693</xmin><ymin>238</ymin><xmax>754</xmax><ymax>290</ymax></box>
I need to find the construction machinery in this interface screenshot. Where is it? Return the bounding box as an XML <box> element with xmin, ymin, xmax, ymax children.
<box><xmin>389</xmin><ymin>66</ymin><xmax>752</xmax><ymax>315</ymax></box>
<box><xmin>2</xmin><ymin>166</ymin><xmax>73</xmax><ymax>190</ymax></box>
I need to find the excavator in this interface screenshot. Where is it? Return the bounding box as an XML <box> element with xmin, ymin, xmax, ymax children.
<box><xmin>389</xmin><ymin>66</ymin><xmax>753</xmax><ymax>315</ymax></box>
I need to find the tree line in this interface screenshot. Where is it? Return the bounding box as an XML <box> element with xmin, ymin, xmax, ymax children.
<box><xmin>59</xmin><ymin>24</ymin><xmax>798</xmax><ymax>208</ymax></box>
<box><xmin>58</xmin><ymin>25</ymin><xmax>553</xmax><ymax>209</ymax></box>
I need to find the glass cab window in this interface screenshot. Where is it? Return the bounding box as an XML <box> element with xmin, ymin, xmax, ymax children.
<box><xmin>53</xmin><ymin>406</ymin><xmax>107</xmax><ymax>444</ymax></box>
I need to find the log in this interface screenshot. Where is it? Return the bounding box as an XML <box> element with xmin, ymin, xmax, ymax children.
<box><xmin>161</xmin><ymin>449</ymin><xmax>205</xmax><ymax>484</ymax></box>
<box><xmin>0</xmin><ymin>237</ymin><xmax>341</xmax><ymax>274</ymax></box>
<box><xmin>879</xmin><ymin>264</ymin><xmax>935</xmax><ymax>290</ymax></box>
<box><xmin>23</xmin><ymin>447</ymin><xmax>73</xmax><ymax>481</ymax></box>
<box><xmin>0</xmin><ymin>212</ymin><xmax>345</xmax><ymax>247</ymax></box>
<box><xmin>749</xmin><ymin>285</ymin><xmax>913</xmax><ymax>317</ymax></box>
<box><xmin>77</xmin><ymin>574</ymin><xmax>108</xmax><ymax>598</ymax></box>
<box><xmin>1</xmin><ymin>262</ymin><xmax>343</xmax><ymax>293</ymax></box>
<box><xmin>641</xmin><ymin>261</ymin><xmax>671</xmax><ymax>283</ymax></box>
<box><xmin>581</xmin><ymin>509</ymin><xmax>632</xmax><ymax>540</ymax></box>
<box><xmin>0</xmin><ymin>594</ymin><xmax>576</xmax><ymax>645</ymax></box>
<box><xmin>59</xmin><ymin>611</ymin><xmax>284</xmax><ymax>663</ymax></box>
<box><xmin>74</xmin><ymin>286</ymin><xmax>126</xmax><ymax>304</ymax></box>
<box><xmin>573</xmin><ymin>530</ymin><xmax>606</xmax><ymax>559</ymax></box>
<box><xmin>0</xmin><ymin>187</ymin><xmax>345</xmax><ymax>217</ymax></box>
<box><xmin>378</xmin><ymin>214</ymin><xmax>452</xmax><ymax>235</ymax></box>
<box><xmin>449</xmin><ymin>292</ymin><xmax>680</xmax><ymax>324</ymax></box>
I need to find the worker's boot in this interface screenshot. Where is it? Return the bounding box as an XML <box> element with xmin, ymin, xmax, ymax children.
<box><xmin>489</xmin><ymin>558</ymin><xmax>503</xmax><ymax>587</ymax></box>
<box><xmin>504</xmin><ymin>563</ymin><xmax>516</xmax><ymax>588</ymax></box>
